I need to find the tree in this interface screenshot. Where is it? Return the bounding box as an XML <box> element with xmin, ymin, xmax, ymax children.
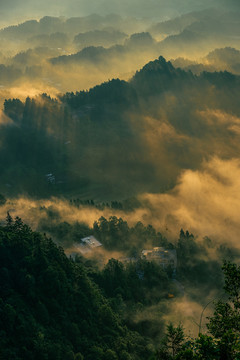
<box><xmin>6</xmin><ymin>211</ymin><xmax>13</xmax><ymax>227</ymax></box>
<box><xmin>156</xmin><ymin>262</ymin><xmax>240</xmax><ymax>359</ymax></box>
<box><xmin>207</xmin><ymin>261</ymin><xmax>240</xmax><ymax>359</ymax></box>
<box><xmin>156</xmin><ymin>323</ymin><xmax>185</xmax><ymax>359</ymax></box>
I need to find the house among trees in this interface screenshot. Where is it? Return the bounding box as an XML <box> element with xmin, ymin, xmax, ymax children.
<box><xmin>73</xmin><ymin>235</ymin><xmax>102</xmax><ymax>255</ymax></box>
<box><xmin>141</xmin><ymin>247</ymin><xmax>177</xmax><ymax>269</ymax></box>
<box><xmin>45</xmin><ymin>173</ymin><xmax>55</xmax><ymax>184</ymax></box>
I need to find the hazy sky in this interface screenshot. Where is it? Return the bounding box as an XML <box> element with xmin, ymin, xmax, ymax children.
<box><xmin>0</xmin><ymin>0</ymin><xmax>238</xmax><ymax>26</ymax></box>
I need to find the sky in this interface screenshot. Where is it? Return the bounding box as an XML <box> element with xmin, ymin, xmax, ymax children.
<box><xmin>0</xmin><ymin>0</ymin><xmax>238</xmax><ymax>26</ymax></box>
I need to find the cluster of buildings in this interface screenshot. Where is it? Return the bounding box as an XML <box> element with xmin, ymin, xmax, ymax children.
<box><xmin>71</xmin><ymin>237</ymin><xmax>177</xmax><ymax>272</ymax></box>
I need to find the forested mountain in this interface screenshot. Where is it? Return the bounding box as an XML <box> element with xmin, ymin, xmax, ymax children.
<box><xmin>0</xmin><ymin>216</ymin><xmax>152</xmax><ymax>359</ymax></box>
<box><xmin>1</xmin><ymin>56</ymin><xmax>240</xmax><ymax>198</ymax></box>
<box><xmin>1</xmin><ymin>215</ymin><xmax>240</xmax><ymax>359</ymax></box>
<box><xmin>50</xmin><ymin>32</ymin><xmax>157</xmax><ymax>66</ymax></box>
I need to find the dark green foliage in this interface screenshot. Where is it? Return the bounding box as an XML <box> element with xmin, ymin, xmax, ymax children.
<box><xmin>156</xmin><ymin>324</ymin><xmax>185</xmax><ymax>359</ymax></box>
<box><xmin>1</xmin><ymin>214</ymin><xmax>240</xmax><ymax>359</ymax></box>
<box><xmin>131</xmin><ymin>56</ymin><xmax>195</xmax><ymax>97</ymax></box>
<box><xmin>95</xmin><ymin>258</ymin><xmax>170</xmax><ymax>304</ymax></box>
<box><xmin>206</xmin><ymin>262</ymin><xmax>240</xmax><ymax>359</ymax></box>
<box><xmin>176</xmin><ymin>230</ymin><xmax>223</xmax><ymax>294</ymax></box>
<box><xmin>93</xmin><ymin>216</ymin><xmax>169</xmax><ymax>252</ymax></box>
<box><xmin>156</xmin><ymin>262</ymin><xmax>240</xmax><ymax>360</ymax></box>
<box><xmin>39</xmin><ymin>218</ymin><xmax>92</xmax><ymax>247</ymax></box>
<box><xmin>60</xmin><ymin>78</ymin><xmax>137</xmax><ymax>109</ymax></box>
<box><xmin>0</xmin><ymin>217</ymin><xmax>151</xmax><ymax>360</ymax></box>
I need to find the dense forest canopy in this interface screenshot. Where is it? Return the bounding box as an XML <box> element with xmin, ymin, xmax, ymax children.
<box><xmin>1</xmin><ymin>216</ymin><xmax>240</xmax><ymax>359</ymax></box>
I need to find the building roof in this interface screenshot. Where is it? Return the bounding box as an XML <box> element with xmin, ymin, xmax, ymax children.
<box><xmin>81</xmin><ymin>236</ymin><xmax>102</xmax><ymax>248</ymax></box>
<box><xmin>71</xmin><ymin>236</ymin><xmax>102</xmax><ymax>255</ymax></box>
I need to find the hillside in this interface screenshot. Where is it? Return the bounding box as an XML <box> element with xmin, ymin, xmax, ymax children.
<box><xmin>1</xmin><ymin>56</ymin><xmax>240</xmax><ymax>199</ymax></box>
<box><xmin>0</xmin><ymin>215</ymin><xmax>151</xmax><ymax>360</ymax></box>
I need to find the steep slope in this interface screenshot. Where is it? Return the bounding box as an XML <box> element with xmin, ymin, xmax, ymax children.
<box><xmin>2</xmin><ymin>56</ymin><xmax>240</xmax><ymax>198</ymax></box>
<box><xmin>0</xmin><ymin>216</ymin><xmax>149</xmax><ymax>360</ymax></box>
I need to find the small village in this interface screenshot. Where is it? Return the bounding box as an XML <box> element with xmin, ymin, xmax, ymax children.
<box><xmin>71</xmin><ymin>235</ymin><xmax>177</xmax><ymax>272</ymax></box>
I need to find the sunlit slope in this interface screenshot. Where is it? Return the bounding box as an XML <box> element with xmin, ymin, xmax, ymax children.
<box><xmin>1</xmin><ymin>56</ymin><xmax>240</xmax><ymax>198</ymax></box>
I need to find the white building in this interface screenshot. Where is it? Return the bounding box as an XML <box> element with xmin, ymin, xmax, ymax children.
<box><xmin>73</xmin><ymin>235</ymin><xmax>102</xmax><ymax>255</ymax></box>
